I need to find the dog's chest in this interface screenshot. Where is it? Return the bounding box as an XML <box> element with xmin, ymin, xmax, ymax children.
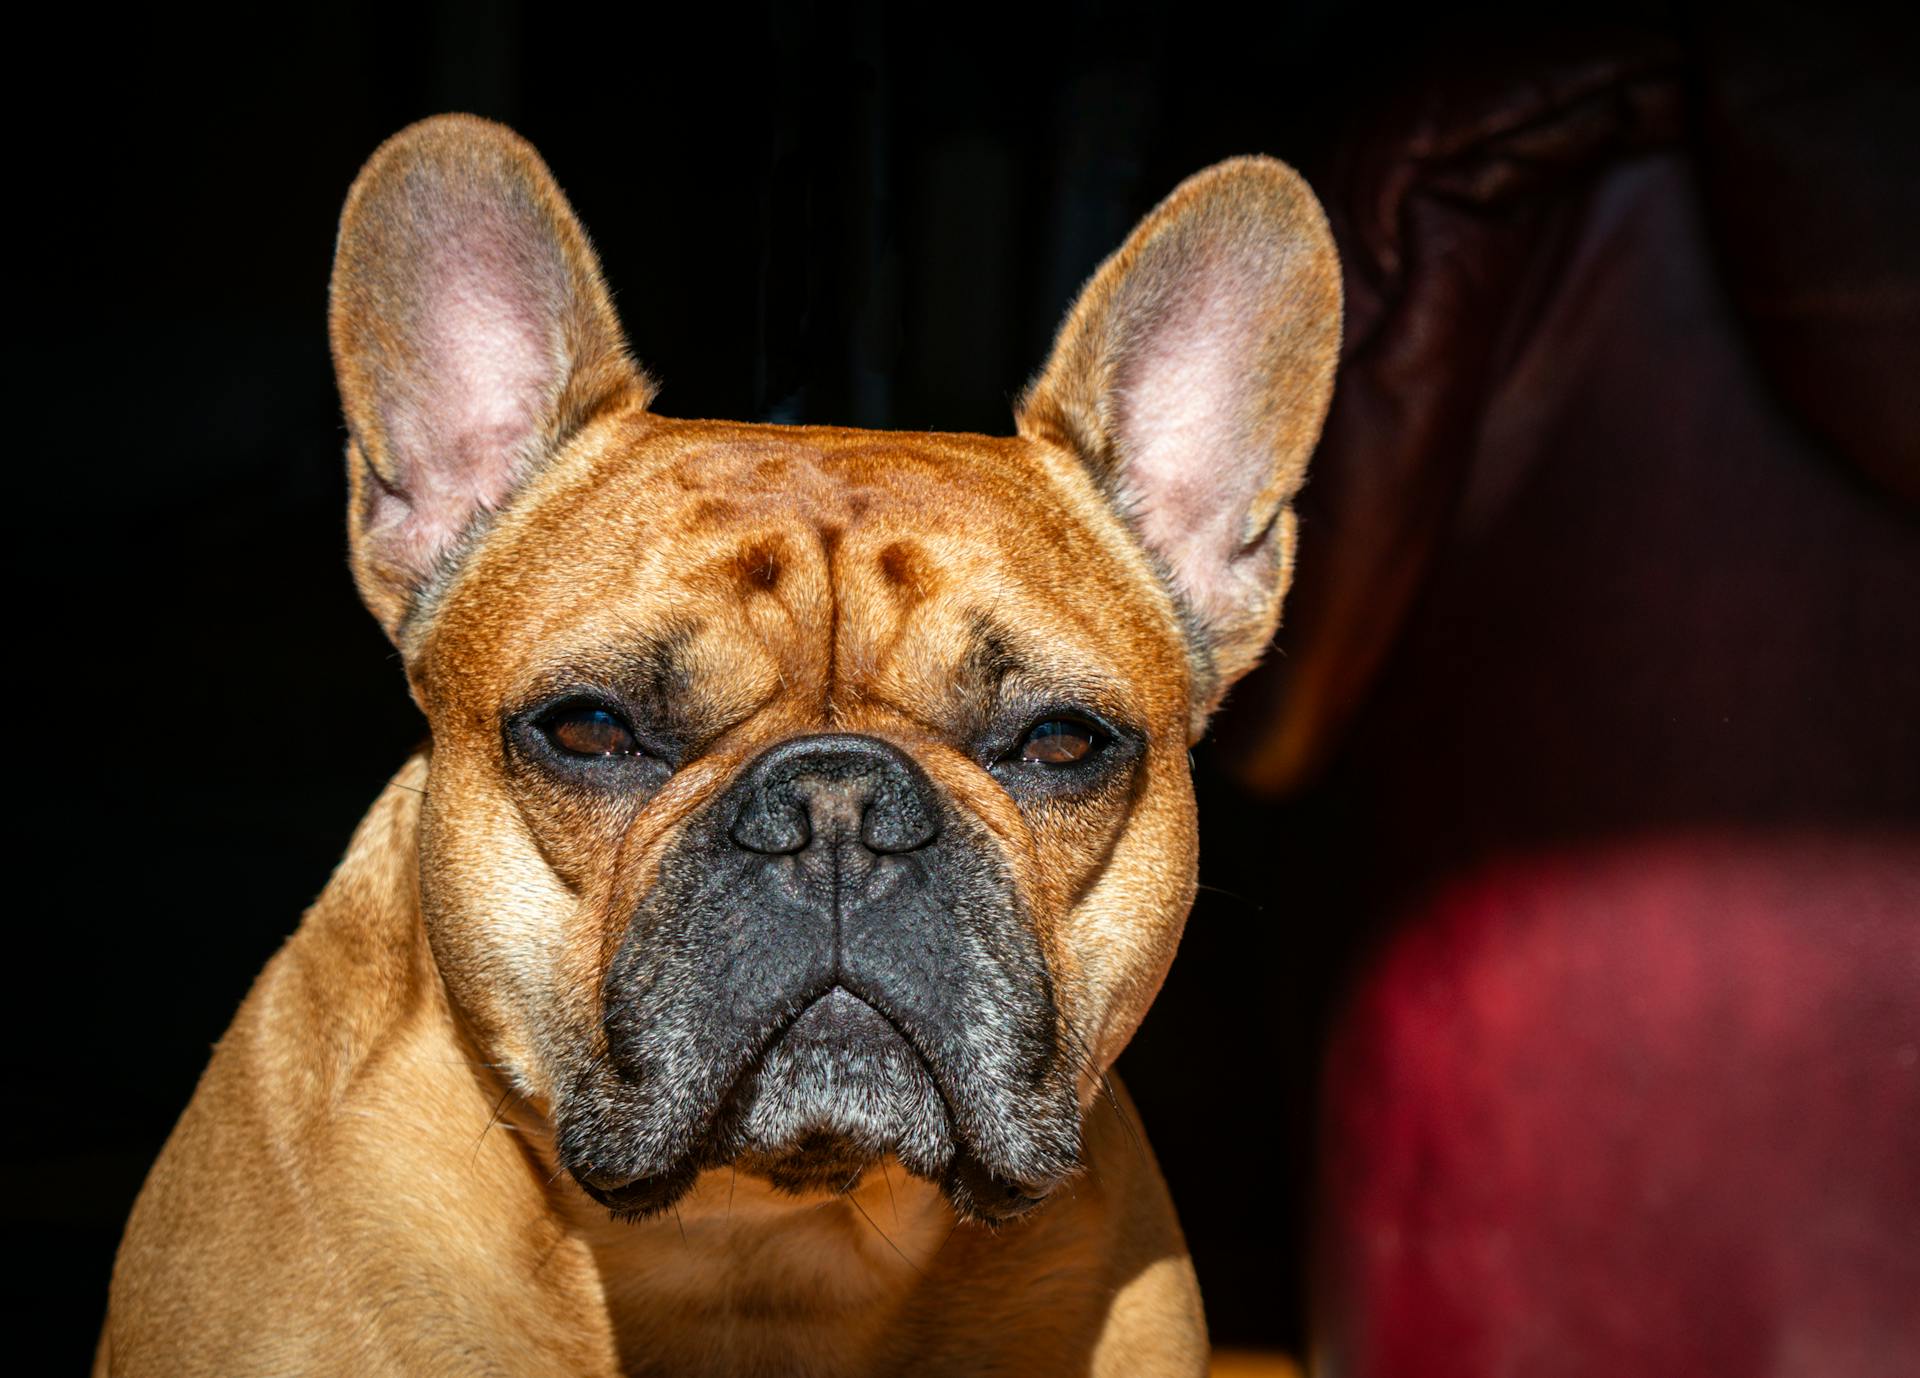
<box><xmin>572</xmin><ymin>1177</ymin><xmax>950</xmax><ymax>1378</ymax></box>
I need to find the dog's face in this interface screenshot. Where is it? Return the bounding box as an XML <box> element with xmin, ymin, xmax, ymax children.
<box><xmin>329</xmin><ymin>117</ymin><xmax>1338</xmax><ymax>1222</ymax></box>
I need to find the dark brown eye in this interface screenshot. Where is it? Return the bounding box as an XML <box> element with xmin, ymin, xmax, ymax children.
<box><xmin>1019</xmin><ymin>717</ymin><xmax>1104</xmax><ymax>765</ymax></box>
<box><xmin>545</xmin><ymin>706</ymin><xmax>639</xmax><ymax>757</ymax></box>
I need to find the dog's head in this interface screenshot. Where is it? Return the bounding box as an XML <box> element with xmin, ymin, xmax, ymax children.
<box><xmin>329</xmin><ymin>116</ymin><xmax>1339</xmax><ymax>1222</ymax></box>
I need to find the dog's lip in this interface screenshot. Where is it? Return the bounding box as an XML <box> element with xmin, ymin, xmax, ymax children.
<box><xmin>780</xmin><ymin>982</ymin><xmax>919</xmax><ymax>1051</ymax></box>
<box><xmin>569</xmin><ymin>983</ymin><xmax>935</xmax><ymax>1197</ymax></box>
<box><xmin>717</xmin><ymin>979</ymin><xmax>946</xmax><ymax>1093</ymax></box>
<box><xmin>568</xmin><ymin>974</ymin><xmax>1080</xmax><ymax>1223</ymax></box>
<box><xmin>723</xmin><ymin>986</ymin><xmax>1071</xmax><ymax>1215</ymax></box>
<box><xmin>572</xmin><ymin>1161</ymin><xmax>649</xmax><ymax>1194</ymax></box>
<box><xmin>728</xmin><ymin>980</ymin><xmax>945</xmax><ymax>1116</ymax></box>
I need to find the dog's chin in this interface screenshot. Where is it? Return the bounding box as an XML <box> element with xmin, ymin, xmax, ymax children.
<box><xmin>723</xmin><ymin>986</ymin><xmax>954</xmax><ymax>1187</ymax></box>
<box><xmin>574</xmin><ymin>987</ymin><xmax>1058</xmax><ymax>1223</ymax></box>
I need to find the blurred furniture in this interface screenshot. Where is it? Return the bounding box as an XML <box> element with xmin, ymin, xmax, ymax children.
<box><xmin>1219</xmin><ymin>18</ymin><xmax>1920</xmax><ymax>1377</ymax></box>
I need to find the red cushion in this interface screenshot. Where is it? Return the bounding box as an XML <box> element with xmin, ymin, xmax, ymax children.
<box><xmin>1318</xmin><ymin>835</ymin><xmax>1920</xmax><ymax>1378</ymax></box>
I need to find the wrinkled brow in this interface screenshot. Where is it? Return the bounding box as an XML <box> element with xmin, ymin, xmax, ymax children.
<box><xmin>962</xmin><ymin>614</ymin><xmax>1141</xmax><ymax>728</ymax></box>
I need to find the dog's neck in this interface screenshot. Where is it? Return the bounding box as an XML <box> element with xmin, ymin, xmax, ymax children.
<box><xmin>549</xmin><ymin>1157</ymin><xmax>958</xmax><ymax>1374</ymax></box>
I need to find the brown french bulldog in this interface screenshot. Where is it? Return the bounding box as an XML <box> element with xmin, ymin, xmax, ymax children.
<box><xmin>100</xmin><ymin>115</ymin><xmax>1339</xmax><ymax>1376</ymax></box>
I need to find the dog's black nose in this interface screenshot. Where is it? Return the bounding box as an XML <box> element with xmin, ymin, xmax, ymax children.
<box><xmin>727</xmin><ymin>734</ymin><xmax>939</xmax><ymax>856</ymax></box>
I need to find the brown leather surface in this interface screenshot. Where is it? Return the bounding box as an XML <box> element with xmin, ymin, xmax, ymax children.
<box><xmin>1220</xmin><ymin>43</ymin><xmax>1683</xmax><ymax>794</ymax></box>
<box><xmin>1221</xmin><ymin>23</ymin><xmax>1919</xmax><ymax>797</ymax></box>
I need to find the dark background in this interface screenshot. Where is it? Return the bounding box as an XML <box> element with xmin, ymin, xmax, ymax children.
<box><xmin>13</xmin><ymin>2</ymin><xmax>1917</xmax><ymax>1370</ymax></box>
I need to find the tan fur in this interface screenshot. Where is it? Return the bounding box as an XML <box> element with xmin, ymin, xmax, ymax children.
<box><xmin>101</xmin><ymin>117</ymin><xmax>1339</xmax><ymax>1376</ymax></box>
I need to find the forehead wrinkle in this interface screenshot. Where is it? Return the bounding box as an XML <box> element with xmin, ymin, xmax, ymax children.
<box><xmin>518</xmin><ymin>619</ymin><xmax>688</xmax><ymax>699</ymax></box>
<box><xmin>966</xmin><ymin>609</ymin><xmax>1139</xmax><ymax>716</ymax></box>
<box><xmin>967</xmin><ymin>615</ymin><xmax>1028</xmax><ymax>690</ymax></box>
<box><xmin>674</xmin><ymin>625</ymin><xmax>787</xmax><ymax>740</ymax></box>
<box><xmin>522</xmin><ymin>613</ymin><xmax>786</xmax><ymax>749</ymax></box>
<box><xmin>848</xmin><ymin>605</ymin><xmax>1139</xmax><ymax>751</ymax></box>
<box><xmin>737</xmin><ymin>587</ymin><xmax>799</xmax><ymax>705</ymax></box>
<box><xmin>817</xmin><ymin>515</ymin><xmax>1150</xmax><ymax>737</ymax></box>
<box><xmin>651</xmin><ymin>433</ymin><xmax>1145</xmax><ymax>732</ymax></box>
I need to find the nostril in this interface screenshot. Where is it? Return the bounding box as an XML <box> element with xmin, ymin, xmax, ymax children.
<box><xmin>729</xmin><ymin>792</ymin><xmax>811</xmax><ymax>854</ymax></box>
<box><xmin>861</xmin><ymin>789</ymin><xmax>938</xmax><ymax>854</ymax></box>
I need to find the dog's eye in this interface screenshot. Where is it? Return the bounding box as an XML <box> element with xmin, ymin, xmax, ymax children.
<box><xmin>544</xmin><ymin>706</ymin><xmax>640</xmax><ymax>758</ymax></box>
<box><xmin>1018</xmin><ymin>717</ymin><xmax>1105</xmax><ymax>765</ymax></box>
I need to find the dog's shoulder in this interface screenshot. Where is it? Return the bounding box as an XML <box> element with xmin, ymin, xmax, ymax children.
<box><xmin>102</xmin><ymin>756</ymin><xmax>585</xmax><ymax>1373</ymax></box>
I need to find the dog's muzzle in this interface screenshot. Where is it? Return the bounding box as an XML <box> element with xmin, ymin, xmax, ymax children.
<box><xmin>556</xmin><ymin>733</ymin><xmax>1082</xmax><ymax>1222</ymax></box>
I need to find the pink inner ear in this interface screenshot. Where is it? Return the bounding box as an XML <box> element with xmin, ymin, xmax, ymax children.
<box><xmin>1114</xmin><ymin>246</ymin><xmax>1285</xmax><ymax>634</ymax></box>
<box><xmin>370</xmin><ymin>208</ymin><xmax>570</xmax><ymax>580</ymax></box>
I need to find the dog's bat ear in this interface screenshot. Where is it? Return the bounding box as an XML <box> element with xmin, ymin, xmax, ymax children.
<box><xmin>1017</xmin><ymin>157</ymin><xmax>1341</xmax><ymax>737</ymax></box>
<box><xmin>330</xmin><ymin>114</ymin><xmax>652</xmax><ymax>643</ymax></box>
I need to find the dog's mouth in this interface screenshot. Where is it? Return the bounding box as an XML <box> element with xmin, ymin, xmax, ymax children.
<box><xmin>712</xmin><ymin>984</ymin><xmax>953</xmax><ymax>1193</ymax></box>
<box><xmin>560</xmin><ymin>980</ymin><xmax>1073</xmax><ymax>1223</ymax></box>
